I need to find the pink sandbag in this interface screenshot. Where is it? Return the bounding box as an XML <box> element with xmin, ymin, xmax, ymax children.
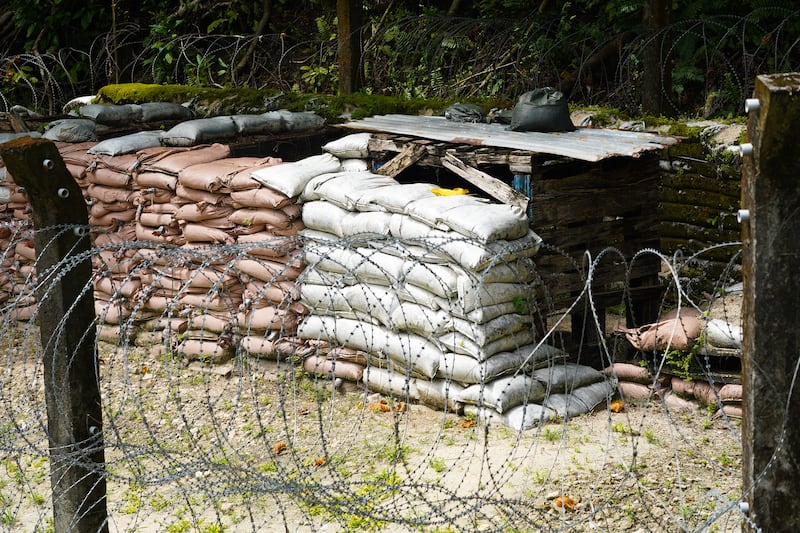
<box><xmin>134</xmin><ymin>171</ymin><xmax>178</xmax><ymax>191</ymax></box>
<box><xmin>617</xmin><ymin>381</ymin><xmax>653</xmax><ymax>400</ymax></box>
<box><xmin>303</xmin><ymin>354</ymin><xmax>365</xmax><ymax>382</ymax></box>
<box><xmin>718</xmin><ymin>383</ymin><xmax>742</xmax><ymax>402</ymax></box>
<box><xmin>234</xmin><ymin>258</ymin><xmax>304</xmax><ymax>282</ymax></box>
<box><xmin>237</xmin><ymin>233</ymin><xmax>298</xmax><ymax>259</ymax></box>
<box><xmin>189</xmin><ymin>313</ymin><xmax>233</xmax><ymax>334</ymax></box>
<box><xmin>671</xmin><ymin>377</ymin><xmax>718</xmax><ymax>405</ymax></box>
<box><xmin>238</xmin><ymin>336</ymin><xmax>298</xmax><ymax>358</ymax></box>
<box><xmin>716</xmin><ymin>404</ymin><xmax>742</xmax><ymax>418</ymax></box>
<box><xmin>143</xmin><ymin>143</ymin><xmax>231</xmax><ymax>175</ymax></box>
<box><xmin>179</xmin><ymin>292</ymin><xmax>241</xmax><ymax>313</ymax></box>
<box><xmin>264</xmin><ymin>220</ymin><xmax>305</xmax><ymax>237</ymax></box>
<box><xmin>178</xmin><ymin>156</ymin><xmax>281</xmax><ymax>192</ymax></box>
<box><xmin>90</xmin><ymin>152</ymin><xmax>141</xmax><ymax>173</ymax></box>
<box><xmin>602</xmin><ymin>362</ymin><xmax>652</xmax><ymax>384</ymax></box>
<box><xmin>90</xmin><ymin>209</ymin><xmax>136</xmax><ymax>228</ymax></box>
<box><xmin>14</xmin><ymin>240</ymin><xmax>36</xmax><ymax>261</ymax></box>
<box><xmin>138</xmin><ymin>212</ymin><xmax>177</xmax><ymax>228</ymax></box>
<box><xmin>662</xmin><ymin>390</ymin><xmax>699</xmax><ymax>412</ymax></box>
<box><xmin>136</xmin><ymin>188</ymin><xmax>173</xmax><ymax>204</ymax></box>
<box><xmin>95</xmin><ymin>300</ymin><xmax>133</xmax><ymax>324</ymax></box>
<box><xmin>181</xmin><ymin>223</ymin><xmax>234</xmax><ymax>245</ymax></box>
<box><xmin>229</xmin><ymin>187</ymin><xmax>293</xmax><ymax>209</ymax></box>
<box><xmin>90</xmin><ymin>200</ymin><xmax>133</xmax><ymax>217</ymax></box>
<box><xmin>237</xmin><ymin>305</ymin><xmax>298</xmax><ymax>332</ymax></box>
<box><xmin>228</xmin><ymin>208</ymin><xmax>292</xmax><ymax>228</ymax></box>
<box><xmin>174</xmin><ymin>203</ymin><xmax>234</xmax><ymax>222</ymax></box>
<box><xmin>242</xmin><ymin>279</ymin><xmax>300</xmax><ymax>306</ymax></box>
<box><xmin>620</xmin><ymin>307</ymin><xmax>702</xmax><ymax>352</ymax></box>
<box><xmin>143</xmin><ymin>203</ymin><xmax>178</xmax><ymax>214</ymax></box>
<box><xmin>135</xmin><ymin>222</ymin><xmax>186</xmax><ymax>245</ymax></box>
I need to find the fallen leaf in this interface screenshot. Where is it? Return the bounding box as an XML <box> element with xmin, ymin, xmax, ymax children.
<box><xmin>369</xmin><ymin>402</ymin><xmax>391</xmax><ymax>413</ymax></box>
<box><xmin>554</xmin><ymin>495</ymin><xmax>578</xmax><ymax>510</ymax></box>
<box><xmin>393</xmin><ymin>401</ymin><xmax>407</xmax><ymax>413</ymax></box>
<box><xmin>314</xmin><ymin>456</ymin><xmax>327</xmax><ymax>467</ymax></box>
<box><xmin>273</xmin><ymin>441</ymin><xmax>288</xmax><ymax>455</ymax></box>
<box><xmin>461</xmin><ymin>418</ymin><xmax>477</xmax><ymax>429</ymax></box>
<box><xmin>610</xmin><ymin>399</ymin><xmax>625</xmax><ymax>413</ymax></box>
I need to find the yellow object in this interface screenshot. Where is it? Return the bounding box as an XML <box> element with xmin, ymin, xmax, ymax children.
<box><xmin>430</xmin><ymin>187</ymin><xmax>470</xmax><ymax>196</ymax></box>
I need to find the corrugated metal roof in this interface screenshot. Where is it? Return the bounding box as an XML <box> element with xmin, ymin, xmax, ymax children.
<box><xmin>339</xmin><ymin>115</ymin><xmax>677</xmax><ymax>162</ymax></box>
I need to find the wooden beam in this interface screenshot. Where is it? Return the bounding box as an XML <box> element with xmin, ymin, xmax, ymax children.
<box><xmin>442</xmin><ymin>152</ymin><xmax>530</xmax><ymax>210</ymax></box>
<box><xmin>375</xmin><ymin>142</ymin><xmax>427</xmax><ymax>177</ymax></box>
<box><xmin>0</xmin><ymin>137</ymin><xmax>108</xmax><ymax>533</ymax></box>
<box><xmin>741</xmin><ymin>72</ymin><xmax>800</xmax><ymax>532</ymax></box>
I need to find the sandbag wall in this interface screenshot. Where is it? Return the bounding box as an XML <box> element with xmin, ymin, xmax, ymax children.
<box><xmin>271</xmin><ymin>134</ymin><xmax>618</xmax><ymax>430</ymax></box>
<box><xmin>0</xmin><ymin>135</ymin><xmax>307</xmax><ymax>363</ymax></box>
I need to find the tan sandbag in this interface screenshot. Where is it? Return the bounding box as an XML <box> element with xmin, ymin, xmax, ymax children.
<box><xmin>189</xmin><ymin>313</ymin><xmax>233</xmax><ymax>334</ymax></box>
<box><xmin>88</xmin><ymin>167</ymin><xmax>132</xmax><ymax>187</ymax></box>
<box><xmin>90</xmin><ymin>209</ymin><xmax>136</xmax><ymax>228</ymax></box>
<box><xmin>715</xmin><ymin>404</ymin><xmax>742</xmax><ymax>419</ymax></box>
<box><xmin>181</xmin><ymin>223</ymin><xmax>234</xmax><ymax>245</ymax></box>
<box><xmin>238</xmin><ymin>336</ymin><xmax>299</xmax><ymax>359</ymax></box>
<box><xmin>179</xmin><ymin>292</ymin><xmax>240</xmax><ymax>313</ymax></box>
<box><xmin>87</xmin><ymin>184</ymin><xmax>137</xmax><ymax>204</ymax></box>
<box><xmin>303</xmin><ymin>355</ymin><xmax>364</xmax><ymax>382</ymax></box>
<box><xmin>142</xmin><ymin>203</ymin><xmax>179</xmax><ymax>214</ymax></box>
<box><xmin>235</xmin><ymin>258</ymin><xmax>303</xmax><ymax>282</ymax></box>
<box><xmin>617</xmin><ymin>381</ymin><xmax>653</xmax><ymax>400</ymax></box>
<box><xmin>718</xmin><ymin>383</ymin><xmax>742</xmax><ymax>402</ymax></box>
<box><xmin>90</xmin><ymin>152</ymin><xmax>141</xmax><ymax>173</ymax></box>
<box><xmin>93</xmin><ymin>276</ymin><xmax>142</xmax><ymax>299</ymax></box>
<box><xmin>265</xmin><ymin>220</ymin><xmax>305</xmax><ymax>237</ymax></box>
<box><xmin>602</xmin><ymin>362</ymin><xmax>652</xmax><ymax>384</ymax></box>
<box><xmin>662</xmin><ymin>390</ymin><xmax>699</xmax><ymax>412</ymax></box>
<box><xmin>14</xmin><ymin>240</ymin><xmax>36</xmax><ymax>261</ymax></box>
<box><xmin>134</xmin><ymin>171</ymin><xmax>178</xmax><ymax>191</ymax></box>
<box><xmin>135</xmin><ymin>222</ymin><xmax>186</xmax><ymax>245</ymax></box>
<box><xmin>138</xmin><ymin>212</ymin><xmax>177</xmax><ymax>228</ymax></box>
<box><xmin>671</xmin><ymin>377</ymin><xmax>718</xmax><ymax>405</ymax></box>
<box><xmin>174</xmin><ymin>203</ymin><xmax>234</xmax><ymax>222</ymax></box>
<box><xmin>144</xmin><ymin>143</ymin><xmax>231</xmax><ymax>175</ymax></box>
<box><xmin>242</xmin><ymin>279</ymin><xmax>300</xmax><ymax>306</ymax></box>
<box><xmin>175</xmin><ymin>183</ymin><xmax>229</xmax><ymax>205</ymax></box>
<box><xmin>236</xmin><ymin>233</ymin><xmax>297</xmax><ymax>258</ymax></box>
<box><xmin>90</xmin><ymin>200</ymin><xmax>133</xmax><ymax>217</ymax></box>
<box><xmin>176</xmin><ymin>338</ymin><xmax>233</xmax><ymax>364</ymax></box>
<box><xmin>136</xmin><ymin>187</ymin><xmax>173</xmax><ymax>204</ymax></box>
<box><xmin>95</xmin><ymin>300</ymin><xmax>133</xmax><ymax>324</ymax></box>
<box><xmin>9</xmin><ymin>303</ymin><xmax>37</xmax><ymax>321</ymax></box>
<box><xmin>238</xmin><ymin>306</ymin><xmax>298</xmax><ymax>332</ymax></box>
<box><xmin>178</xmin><ymin>156</ymin><xmax>281</xmax><ymax>192</ymax></box>
<box><xmin>230</xmin><ymin>187</ymin><xmax>292</xmax><ymax>209</ymax></box>
<box><xmin>621</xmin><ymin>307</ymin><xmax>702</xmax><ymax>352</ymax></box>
<box><xmin>229</xmin><ymin>208</ymin><xmax>292</xmax><ymax>228</ymax></box>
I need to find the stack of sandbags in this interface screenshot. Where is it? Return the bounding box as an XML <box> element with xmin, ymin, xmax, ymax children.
<box><xmin>602</xmin><ymin>362</ymin><xmax>667</xmax><ymax>401</ymax></box>
<box><xmin>0</xmin><ymin>161</ymin><xmax>36</xmax><ymax>321</ymax></box>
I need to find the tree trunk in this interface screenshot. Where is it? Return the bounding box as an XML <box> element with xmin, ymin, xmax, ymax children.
<box><xmin>641</xmin><ymin>0</ymin><xmax>672</xmax><ymax>116</ymax></box>
<box><xmin>337</xmin><ymin>0</ymin><xmax>363</xmax><ymax>95</ymax></box>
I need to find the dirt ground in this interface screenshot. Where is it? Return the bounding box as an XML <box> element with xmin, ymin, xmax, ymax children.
<box><xmin>0</xmin><ymin>335</ymin><xmax>744</xmax><ymax>533</ymax></box>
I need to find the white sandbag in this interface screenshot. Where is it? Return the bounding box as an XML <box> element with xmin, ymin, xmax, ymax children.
<box><xmin>465</xmin><ymin>404</ymin><xmax>556</xmax><ymax>431</ymax></box>
<box><xmin>231</xmin><ymin>112</ymin><xmax>285</xmax><ymax>135</ymax></box>
<box><xmin>279</xmin><ymin>110</ymin><xmax>325</xmax><ymax>131</ymax></box>
<box><xmin>355</xmin><ymin>183</ymin><xmax>437</xmax><ymax>213</ymax></box>
<box><xmin>250</xmin><ymin>153</ymin><xmax>341</xmax><ymax>198</ymax></box>
<box><xmin>439</xmin><ymin>203</ymin><xmax>530</xmax><ymax>242</ymax></box>
<box><xmin>304</xmin><ymin>244</ymin><xmax>405</xmax><ymax>287</ymax></box>
<box><xmin>322</xmin><ymin>133</ymin><xmax>371</xmax><ymax>159</ymax></box>
<box><xmin>438</xmin><ymin>350</ymin><xmax>528</xmax><ymax>384</ymax></box>
<box><xmin>362</xmin><ymin>367</ymin><xmax>463</xmax><ymax>412</ymax></box>
<box><xmin>406</xmin><ymin>195</ymin><xmax>490</xmax><ymax>231</ymax></box>
<box><xmin>339</xmin><ymin>159</ymin><xmax>369</xmax><ymax>172</ymax></box>
<box><xmin>403</xmin><ymin>262</ymin><xmax>461</xmax><ymax>298</ymax></box>
<box><xmin>161</xmin><ymin>116</ymin><xmax>238</xmax><ymax>146</ymax></box>
<box><xmin>75</xmin><ymin>103</ymin><xmax>143</xmax><ymax>126</ymax></box>
<box><xmin>703</xmin><ymin>318</ymin><xmax>742</xmax><ymax>349</ymax></box>
<box><xmin>532</xmin><ymin>363</ymin><xmax>605</xmax><ymax>394</ymax></box>
<box><xmin>139</xmin><ymin>102</ymin><xmax>195</xmax><ymax>123</ymax></box>
<box><xmin>297</xmin><ymin>315</ymin><xmax>442</xmax><ymax>378</ymax></box>
<box><xmin>451</xmin><ymin>313</ymin><xmax>532</xmax><ymax>347</ymax></box>
<box><xmin>88</xmin><ymin>131</ymin><xmax>164</xmax><ymax>156</ymax></box>
<box><xmin>439</xmin><ymin>328</ymin><xmax>536</xmax><ymax>361</ymax></box>
<box><xmin>458</xmin><ymin>374</ymin><xmax>546</xmax><ymax>413</ymax></box>
<box><xmin>302</xmin><ymin>201</ymin><xmax>350</xmax><ymax>237</ymax></box>
<box><xmin>310</xmin><ymin>172</ymin><xmax>398</xmax><ymax>210</ymax></box>
<box><xmin>455</xmin><ymin>279</ymin><xmax>535</xmax><ymax>313</ymax></box>
<box><xmin>341</xmin><ymin>211</ymin><xmax>394</xmax><ymax>238</ymax></box>
<box><xmin>300</xmin><ymin>283</ymin><xmax>398</xmax><ymax>327</ymax></box>
<box><xmin>43</xmin><ymin>119</ymin><xmax>98</xmax><ymax>142</ymax></box>
<box><xmin>390</xmin><ymin>302</ymin><xmax>453</xmax><ymax>337</ymax></box>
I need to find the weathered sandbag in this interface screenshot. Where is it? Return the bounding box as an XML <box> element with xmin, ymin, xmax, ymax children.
<box><xmin>662</xmin><ymin>390</ymin><xmax>700</xmax><ymax>412</ymax></box>
<box><xmin>43</xmin><ymin>119</ymin><xmax>98</xmax><ymax>142</ymax></box>
<box><xmin>179</xmin><ymin>292</ymin><xmax>241</xmax><ymax>313</ymax></box>
<box><xmin>235</xmin><ymin>258</ymin><xmax>304</xmax><ymax>282</ymax></box>
<box><xmin>145</xmin><ymin>143</ymin><xmax>231</xmax><ymax>174</ymax></box>
<box><xmin>236</xmin><ymin>233</ymin><xmax>296</xmax><ymax>259</ymax></box>
<box><xmin>88</xmin><ymin>131</ymin><xmax>164</xmax><ymax>156</ymax></box>
<box><xmin>438</xmin><ymin>349</ymin><xmax>529</xmax><ymax>384</ymax></box>
<box><xmin>458</xmin><ymin>374</ymin><xmax>546</xmax><ymax>413</ymax></box>
<box><xmin>242</xmin><ymin>279</ymin><xmax>300</xmax><ymax>306</ymax></box>
<box><xmin>715</xmin><ymin>404</ymin><xmax>743</xmax><ymax>419</ymax></box>
<box><xmin>181</xmin><ymin>223</ymin><xmax>234</xmax><ymax>244</ymax></box>
<box><xmin>718</xmin><ymin>383</ymin><xmax>742</xmax><ymax>403</ymax></box>
<box><xmin>135</xmin><ymin>171</ymin><xmax>178</xmax><ymax>191</ymax></box>
<box><xmin>355</xmin><ymin>182</ymin><xmax>437</xmax><ymax>213</ymax></box>
<box><xmin>138</xmin><ymin>212</ymin><xmax>178</xmax><ymax>228</ymax></box>
<box><xmin>703</xmin><ymin>319</ymin><xmax>742</xmax><ymax>349</ymax></box>
<box><xmin>189</xmin><ymin>313</ymin><xmax>232</xmax><ymax>334</ymax></box>
<box><xmin>363</xmin><ymin>366</ymin><xmax>463</xmax><ymax>412</ymax></box>
<box><xmin>322</xmin><ymin>133</ymin><xmax>371</xmax><ymax>159</ymax></box>
<box><xmin>87</xmin><ymin>184</ymin><xmax>137</xmax><ymax>204</ymax></box>
<box><xmin>161</xmin><ymin>117</ymin><xmax>238</xmax><ymax>146</ymax></box>
<box><xmin>175</xmin><ymin>184</ymin><xmax>228</xmax><ymax>205</ymax></box>
<box><xmin>305</xmin><ymin>172</ymin><xmax>399</xmax><ymax>210</ymax></box>
<box><xmin>135</xmin><ymin>222</ymin><xmax>186</xmax><ymax>245</ymax></box>
<box><xmin>389</xmin><ymin>302</ymin><xmax>452</xmax><ymax>336</ymax></box>
<box><xmin>229</xmin><ymin>207</ymin><xmax>294</xmax><ymax>228</ymax></box>
<box><xmin>250</xmin><ymin>153</ymin><xmax>341</xmax><ymax>198</ymax></box>
<box><xmin>87</xmin><ymin>167</ymin><xmax>133</xmax><ymax>187</ymax></box>
<box><xmin>90</xmin><ymin>209</ymin><xmax>136</xmax><ymax>228</ymax></box>
<box><xmin>532</xmin><ymin>363</ymin><xmax>605</xmax><ymax>394</ymax></box>
<box><xmin>406</xmin><ymin>194</ymin><xmax>489</xmax><ymax>231</ymax></box>
<box><xmin>617</xmin><ymin>381</ymin><xmax>653</xmax><ymax>400</ymax></box>
<box><xmin>444</xmin><ymin>103</ymin><xmax>486</xmax><ymax>123</ymax></box>
<box><xmin>139</xmin><ymin>102</ymin><xmax>195</xmax><ymax>123</ymax></box>
<box><xmin>174</xmin><ymin>203</ymin><xmax>234</xmax><ymax>222</ymax></box>
<box><xmin>304</xmin><ymin>355</ymin><xmax>365</xmax><ymax>382</ymax></box>
<box><xmin>231</xmin><ymin>112</ymin><xmax>285</xmax><ymax>135</ymax></box>
<box><xmin>509</xmin><ymin>87</ymin><xmax>575</xmax><ymax>133</ymax></box>
<box><xmin>74</xmin><ymin>103</ymin><xmax>143</xmax><ymax>126</ymax></box>
<box><xmin>279</xmin><ymin>110</ymin><xmax>325</xmax><ymax>131</ymax></box>
<box><xmin>176</xmin><ymin>338</ymin><xmax>233</xmax><ymax>364</ymax></box>
<box><xmin>621</xmin><ymin>307</ymin><xmax>702</xmax><ymax>352</ymax></box>
<box><xmin>339</xmin><ymin>159</ymin><xmax>369</xmax><ymax>172</ymax></box>
<box><xmin>544</xmin><ymin>380</ymin><xmax>615</xmax><ymax>419</ymax></box>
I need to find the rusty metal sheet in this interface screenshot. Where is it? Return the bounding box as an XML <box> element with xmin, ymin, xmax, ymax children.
<box><xmin>339</xmin><ymin>115</ymin><xmax>677</xmax><ymax>162</ymax></box>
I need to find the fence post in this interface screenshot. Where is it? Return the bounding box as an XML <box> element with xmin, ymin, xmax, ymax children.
<box><xmin>0</xmin><ymin>137</ymin><xmax>108</xmax><ymax>532</ymax></box>
<box><xmin>741</xmin><ymin>73</ymin><xmax>800</xmax><ymax>532</ymax></box>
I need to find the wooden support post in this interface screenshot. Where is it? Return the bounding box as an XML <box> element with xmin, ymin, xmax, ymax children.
<box><xmin>0</xmin><ymin>137</ymin><xmax>108</xmax><ymax>533</ymax></box>
<box><xmin>741</xmin><ymin>73</ymin><xmax>800</xmax><ymax>532</ymax></box>
<box><xmin>442</xmin><ymin>153</ymin><xmax>530</xmax><ymax>210</ymax></box>
<box><xmin>375</xmin><ymin>142</ymin><xmax>427</xmax><ymax>177</ymax></box>
<box><xmin>337</xmin><ymin>0</ymin><xmax>363</xmax><ymax>95</ymax></box>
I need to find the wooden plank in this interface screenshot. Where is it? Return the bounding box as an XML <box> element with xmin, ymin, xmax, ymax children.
<box><xmin>442</xmin><ymin>152</ymin><xmax>530</xmax><ymax>209</ymax></box>
<box><xmin>0</xmin><ymin>137</ymin><xmax>109</xmax><ymax>532</ymax></box>
<box><xmin>741</xmin><ymin>73</ymin><xmax>800</xmax><ymax>532</ymax></box>
<box><xmin>375</xmin><ymin>142</ymin><xmax>428</xmax><ymax>176</ymax></box>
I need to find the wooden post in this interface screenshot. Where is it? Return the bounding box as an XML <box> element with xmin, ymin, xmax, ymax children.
<box><xmin>641</xmin><ymin>0</ymin><xmax>672</xmax><ymax>116</ymax></box>
<box><xmin>0</xmin><ymin>137</ymin><xmax>108</xmax><ymax>533</ymax></box>
<box><xmin>337</xmin><ymin>0</ymin><xmax>363</xmax><ymax>95</ymax></box>
<box><xmin>741</xmin><ymin>72</ymin><xmax>800</xmax><ymax>532</ymax></box>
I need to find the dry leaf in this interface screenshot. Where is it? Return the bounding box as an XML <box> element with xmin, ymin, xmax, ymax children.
<box><xmin>369</xmin><ymin>402</ymin><xmax>391</xmax><ymax>413</ymax></box>
<box><xmin>461</xmin><ymin>418</ymin><xmax>477</xmax><ymax>429</ymax></box>
<box><xmin>314</xmin><ymin>456</ymin><xmax>327</xmax><ymax>467</ymax></box>
<box><xmin>610</xmin><ymin>399</ymin><xmax>625</xmax><ymax>413</ymax></box>
<box><xmin>273</xmin><ymin>441</ymin><xmax>288</xmax><ymax>455</ymax></box>
<box><xmin>393</xmin><ymin>401</ymin><xmax>407</xmax><ymax>413</ymax></box>
<box><xmin>554</xmin><ymin>495</ymin><xmax>577</xmax><ymax>510</ymax></box>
